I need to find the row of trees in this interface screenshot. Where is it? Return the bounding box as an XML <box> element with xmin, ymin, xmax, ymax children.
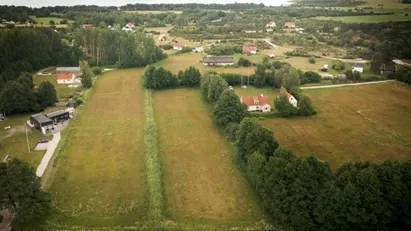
<box><xmin>74</xmin><ymin>28</ymin><xmax>166</xmax><ymax>67</ymax></box>
<box><xmin>0</xmin><ymin>73</ymin><xmax>58</xmax><ymax>115</ymax></box>
<box><xmin>198</xmin><ymin>75</ymin><xmax>411</xmax><ymax>230</ymax></box>
<box><xmin>144</xmin><ymin>66</ymin><xmax>201</xmax><ymax>89</ymax></box>
<box><xmin>275</xmin><ymin>87</ymin><xmax>316</xmax><ymax>117</ymax></box>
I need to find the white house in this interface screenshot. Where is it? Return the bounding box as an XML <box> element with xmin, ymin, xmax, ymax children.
<box><xmin>125</xmin><ymin>22</ymin><xmax>135</xmax><ymax>28</ymax></box>
<box><xmin>122</xmin><ymin>27</ymin><xmax>133</xmax><ymax>32</ymax></box>
<box><xmin>352</xmin><ymin>63</ymin><xmax>364</xmax><ymax>73</ymax></box>
<box><xmin>286</xmin><ymin>93</ymin><xmax>298</xmax><ymax>107</ymax></box>
<box><xmin>240</xmin><ymin>94</ymin><xmax>271</xmax><ymax>112</ymax></box>
<box><xmin>243</xmin><ymin>46</ymin><xmax>257</xmax><ymax>55</ymax></box>
<box><xmin>173</xmin><ymin>43</ymin><xmax>185</xmax><ymax>50</ymax></box>
<box><xmin>56</xmin><ymin>67</ymin><xmax>81</xmax><ymax>85</ymax></box>
<box><xmin>266</xmin><ymin>21</ymin><xmax>276</xmax><ymax>28</ymax></box>
<box><xmin>268</xmin><ymin>53</ymin><xmax>275</xmax><ymax>59</ymax></box>
<box><xmin>192</xmin><ymin>46</ymin><xmax>204</xmax><ymax>53</ymax></box>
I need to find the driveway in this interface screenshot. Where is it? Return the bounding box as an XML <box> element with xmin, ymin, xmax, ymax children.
<box><xmin>301</xmin><ymin>80</ymin><xmax>395</xmax><ymax>89</ymax></box>
<box><xmin>0</xmin><ymin>210</ymin><xmax>14</xmax><ymax>231</ymax></box>
<box><xmin>36</xmin><ymin>132</ymin><xmax>61</xmax><ymax>177</ymax></box>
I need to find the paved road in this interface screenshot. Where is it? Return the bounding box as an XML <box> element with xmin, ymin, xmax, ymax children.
<box><xmin>36</xmin><ymin>132</ymin><xmax>61</xmax><ymax>177</ymax></box>
<box><xmin>301</xmin><ymin>80</ymin><xmax>395</xmax><ymax>89</ymax></box>
<box><xmin>0</xmin><ymin>210</ymin><xmax>14</xmax><ymax>231</ymax></box>
<box><xmin>263</xmin><ymin>39</ymin><xmax>279</xmax><ymax>50</ymax></box>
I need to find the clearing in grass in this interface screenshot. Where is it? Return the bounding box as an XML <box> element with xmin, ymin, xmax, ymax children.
<box><xmin>153</xmin><ymin>89</ymin><xmax>266</xmax><ymax>224</ymax></box>
<box><xmin>29</xmin><ymin>16</ymin><xmax>74</xmax><ymax>25</ymax></box>
<box><xmin>47</xmin><ymin>69</ymin><xmax>148</xmax><ymax>226</ymax></box>
<box><xmin>260</xmin><ymin>82</ymin><xmax>411</xmax><ymax>171</ymax></box>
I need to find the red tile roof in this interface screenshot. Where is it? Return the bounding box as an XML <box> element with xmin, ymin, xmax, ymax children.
<box><xmin>83</xmin><ymin>24</ymin><xmax>93</xmax><ymax>29</ymax></box>
<box><xmin>285</xmin><ymin>22</ymin><xmax>296</xmax><ymax>27</ymax></box>
<box><xmin>174</xmin><ymin>43</ymin><xmax>185</xmax><ymax>47</ymax></box>
<box><xmin>243</xmin><ymin>46</ymin><xmax>257</xmax><ymax>53</ymax></box>
<box><xmin>57</xmin><ymin>73</ymin><xmax>73</xmax><ymax>80</ymax></box>
<box><xmin>241</xmin><ymin>95</ymin><xmax>270</xmax><ymax>107</ymax></box>
<box><xmin>127</xmin><ymin>22</ymin><xmax>134</xmax><ymax>27</ymax></box>
<box><xmin>287</xmin><ymin>93</ymin><xmax>293</xmax><ymax>99</ymax></box>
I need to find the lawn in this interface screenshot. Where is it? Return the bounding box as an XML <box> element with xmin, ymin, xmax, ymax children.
<box><xmin>29</xmin><ymin>16</ymin><xmax>74</xmax><ymax>25</ymax></box>
<box><xmin>0</xmin><ymin>115</ymin><xmax>45</xmax><ymax>168</ymax></box>
<box><xmin>260</xmin><ymin>82</ymin><xmax>411</xmax><ymax>171</ymax></box>
<box><xmin>47</xmin><ymin>69</ymin><xmax>148</xmax><ymax>226</ymax></box>
<box><xmin>153</xmin><ymin>89</ymin><xmax>266</xmax><ymax>224</ymax></box>
<box><xmin>314</xmin><ymin>14</ymin><xmax>411</xmax><ymax>23</ymax></box>
<box><xmin>33</xmin><ymin>73</ymin><xmax>79</xmax><ymax>100</ymax></box>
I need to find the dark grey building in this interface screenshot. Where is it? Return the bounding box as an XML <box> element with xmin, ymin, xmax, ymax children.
<box><xmin>46</xmin><ymin>110</ymin><xmax>70</xmax><ymax>123</ymax></box>
<box><xmin>30</xmin><ymin>114</ymin><xmax>54</xmax><ymax>134</ymax></box>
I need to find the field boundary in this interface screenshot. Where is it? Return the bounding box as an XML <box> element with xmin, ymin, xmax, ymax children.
<box><xmin>143</xmin><ymin>90</ymin><xmax>164</xmax><ymax>220</ymax></box>
<box><xmin>301</xmin><ymin>80</ymin><xmax>395</xmax><ymax>89</ymax></box>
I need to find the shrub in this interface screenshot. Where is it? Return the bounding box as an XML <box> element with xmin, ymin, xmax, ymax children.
<box><xmin>224</xmin><ymin>122</ymin><xmax>240</xmax><ymax>141</ymax></box>
<box><xmin>308</xmin><ymin>57</ymin><xmax>316</xmax><ymax>64</ymax></box>
<box><xmin>238</xmin><ymin>57</ymin><xmax>252</xmax><ymax>67</ymax></box>
<box><xmin>162</xmin><ymin>44</ymin><xmax>173</xmax><ymax>50</ymax></box>
<box><xmin>92</xmin><ymin>67</ymin><xmax>103</xmax><ymax>76</ymax></box>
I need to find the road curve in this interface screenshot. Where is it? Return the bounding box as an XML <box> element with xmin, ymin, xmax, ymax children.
<box><xmin>301</xmin><ymin>80</ymin><xmax>395</xmax><ymax>89</ymax></box>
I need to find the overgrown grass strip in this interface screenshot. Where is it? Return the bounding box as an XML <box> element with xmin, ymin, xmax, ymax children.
<box><xmin>143</xmin><ymin>90</ymin><xmax>164</xmax><ymax>220</ymax></box>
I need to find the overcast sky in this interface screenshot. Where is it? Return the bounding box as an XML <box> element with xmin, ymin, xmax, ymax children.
<box><xmin>1</xmin><ymin>0</ymin><xmax>291</xmax><ymax>8</ymax></box>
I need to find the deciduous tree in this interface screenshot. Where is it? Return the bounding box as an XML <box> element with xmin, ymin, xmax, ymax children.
<box><xmin>213</xmin><ymin>89</ymin><xmax>248</xmax><ymax>127</ymax></box>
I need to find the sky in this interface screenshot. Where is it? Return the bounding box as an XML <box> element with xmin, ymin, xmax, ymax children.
<box><xmin>0</xmin><ymin>0</ymin><xmax>292</xmax><ymax>8</ymax></box>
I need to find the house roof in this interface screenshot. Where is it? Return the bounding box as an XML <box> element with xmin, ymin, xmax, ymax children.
<box><xmin>287</xmin><ymin>93</ymin><xmax>293</xmax><ymax>99</ymax></box>
<box><xmin>241</xmin><ymin>95</ymin><xmax>270</xmax><ymax>107</ymax></box>
<box><xmin>56</xmin><ymin>67</ymin><xmax>81</xmax><ymax>73</ymax></box>
<box><xmin>173</xmin><ymin>43</ymin><xmax>185</xmax><ymax>47</ymax></box>
<box><xmin>352</xmin><ymin>36</ymin><xmax>360</xmax><ymax>42</ymax></box>
<box><xmin>267</xmin><ymin>21</ymin><xmax>275</xmax><ymax>25</ymax></box>
<box><xmin>352</xmin><ymin>63</ymin><xmax>363</xmax><ymax>68</ymax></box>
<box><xmin>285</xmin><ymin>22</ymin><xmax>296</xmax><ymax>27</ymax></box>
<box><xmin>202</xmin><ymin>56</ymin><xmax>235</xmax><ymax>64</ymax></box>
<box><xmin>46</xmin><ymin>110</ymin><xmax>68</xmax><ymax>118</ymax></box>
<box><xmin>243</xmin><ymin>46</ymin><xmax>257</xmax><ymax>52</ymax></box>
<box><xmin>127</xmin><ymin>22</ymin><xmax>134</xmax><ymax>27</ymax></box>
<box><xmin>382</xmin><ymin>63</ymin><xmax>396</xmax><ymax>71</ymax></box>
<box><xmin>31</xmin><ymin>114</ymin><xmax>53</xmax><ymax>124</ymax></box>
<box><xmin>83</xmin><ymin>24</ymin><xmax>93</xmax><ymax>28</ymax></box>
<box><xmin>57</xmin><ymin>73</ymin><xmax>73</xmax><ymax>80</ymax></box>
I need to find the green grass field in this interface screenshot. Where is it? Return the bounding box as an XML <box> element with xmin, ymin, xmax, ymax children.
<box><xmin>29</xmin><ymin>16</ymin><xmax>74</xmax><ymax>25</ymax></box>
<box><xmin>47</xmin><ymin>69</ymin><xmax>148</xmax><ymax>226</ymax></box>
<box><xmin>153</xmin><ymin>88</ymin><xmax>266</xmax><ymax>225</ymax></box>
<box><xmin>314</xmin><ymin>14</ymin><xmax>411</xmax><ymax>23</ymax></box>
<box><xmin>33</xmin><ymin>73</ymin><xmax>79</xmax><ymax>100</ymax></box>
<box><xmin>260</xmin><ymin>82</ymin><xmax>411</xmax><ymax>171</ymax></box>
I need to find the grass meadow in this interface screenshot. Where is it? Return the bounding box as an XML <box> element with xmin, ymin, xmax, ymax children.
<box><xmin>260</xmin><ymin>82</ymin><xmax>411</xmax><ymax>171</ymax></box>
<box><xmin>46</xmin><ymin>69</ymin><xmax>148</xmax><ymax>226</ymax></box>
<box><xmin>33</xmin><ymin>73</ymin><xmax>79</xmax><ymax>100</ymax></box>
<box><xmin>153</xmin><ymin>89</ymin><xmax>266</xmax><ymax>225</ymax></box>
<box><xmin>314</xmin><ymin>14</ymin><xmax>411</xmax><ymax>23</ymax></box>
<box><xmin>29</xmin><ymin>16</ymin><xmax>74</xmax><ymax>25</ymax></box>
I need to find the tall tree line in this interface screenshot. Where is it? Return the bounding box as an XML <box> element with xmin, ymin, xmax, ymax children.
<box><xmin>0</xmin><ymin>28</ymin><xmax>83</xmax><ymax>90</ymax></box>
<box><xmin>74</xmin><ymin>29</ymin><xmax>166</xmax><ymax>67</ymax></box>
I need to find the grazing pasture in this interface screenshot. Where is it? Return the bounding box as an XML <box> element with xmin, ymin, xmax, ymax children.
<box><xmin>29</xmin><ymin>16</ymin><xmax>74</xmax><ymax>25</ymax></box>
<box><xmin>47</xmin><ymin>69</ymin><xmax>148</xmax><ymax>226</ymax></box>
<box><xmin>153</xmin><ymin>89</ymin><xmax>265</xmax><ymax>224</ymax></box>
<box><xmin>260</xmin><ymin>82</ymin><xmax>411</xmax><ymax>170</ymax></box>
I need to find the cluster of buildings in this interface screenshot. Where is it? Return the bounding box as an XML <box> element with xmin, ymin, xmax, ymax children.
<box><xmin>239</xmin><ymin>92</ymin><xmax>298</xmax><ymax>113</ymax></box>
<box><xmin>30</xmin><ymin>110</ymin><xmax>71</xmax><ymax>134</ymax></box>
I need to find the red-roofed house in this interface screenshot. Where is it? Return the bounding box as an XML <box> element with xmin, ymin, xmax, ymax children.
<box><xmin>240</xmin><ymin>94</ymin><xmax>271</xmax><ymax>112</ymax></box>
<box><xmin>266</xmin><ymin>21</ymin><xmax>276</xmax><ymax>28</ymax></box>
<box><xmin>173</xmin><ymin>43</ymin><xmax>186</xmax><ymax>50</ymax></box>
<box><xmin>126</xmin><ymin>22</ymin><xmax>135</xmax><ymax>28</ymax></box>
<box><xmin>243</xmin><ymin>46</ymin><xmax>257</xmax><ymax>55</ymax></box>
<box><xmin>82</xmin><ymin>24</ymin><xmax>93</xmax><ymax>29</ymax></box>
<box><xmin>287</xmin><ymin>93</ymin><xmax>298</xmax><ymax>107</ymax></box>
<box><xmin>57</xmin><ymin>72</ymin><xmax>76</xmax><ymax>84</ymax></box>
<box><xmin>285</xmin><ymin>22</ymin><xmax>296</xmax><ymax>28</ymax></box>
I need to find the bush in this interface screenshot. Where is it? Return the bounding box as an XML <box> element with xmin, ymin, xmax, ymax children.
<box><xmin>331</xmin><ymin>60</ymin><xmax>345</xmax><ymax>71</ymax></box>
<box><xmin>224</xmin><ymin>122</ymin><xmax>240</xmax><ymax>141</ymax></box>
<box><xmin>92</xmin><ymin>67</ymin><xmax>103</xmax><ymax>76</ymax></box>
<box><xmin>300</xmin><ymin>71</ymin><xmax>321</xmax><ymax>84</ymax></box>
<box><xmin>308</xmin><ymin>57</ymin><xmax>316</xmax><ymax>64</ymax></box>
<box><xmin>298</xmin><ymin>95</ymin><xmax>316</xmax><ymax>116</ymax></box>
<box><xmin>162</xmin><ymin>44</ymin><xmax>173</xmax><ymax>50</ymax></box>
<box><xmin>238</xmin><ymin>57</ymin><xmax>252</xmax><ymax>67</ymax></box>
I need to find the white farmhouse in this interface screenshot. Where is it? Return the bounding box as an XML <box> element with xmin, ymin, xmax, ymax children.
<box><xmin>287</xmin><ymin>93</ymin><xmax>298</xmax><ymax>107</ymax></box>
<box><xmin>240</xmin><ymin>94</ymin><xmax>271</xmax><ymax>112</ymax></box>
<box><xmin>192</xmin><ymin>46</ymin><xmax>204</xmax><ymax>53</ymax></box>
<box><xmin>56</xmin><ymin>67</ymin><xmax>81</xmax><ymax>85</ymax></box>
<box><xmin>266</xmin><ymin>21</ymin><xmax>276</xmax><ymax>28</ymax></box>
<box><xmin>352</xmin><ymin>63</ymin><xmax>364</xmax><ymax>73</ymax></box>
<box><xmin>173</xmin><ymin>43</ymin><xmax>185</xmax><ymax>50</ymax></box>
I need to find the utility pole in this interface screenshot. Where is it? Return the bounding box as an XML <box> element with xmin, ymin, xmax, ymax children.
<box><xmin>25</xmin><ymin>123</ymin><xmax>30</xmax><ymax>153</ymax></box>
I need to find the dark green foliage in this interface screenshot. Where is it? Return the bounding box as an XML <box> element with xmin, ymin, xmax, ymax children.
<box><xmin>300</xmin><ymin>71</ymin><xmax>321</xmax><ymax>84</ymax></box>
<box><xmin>331</xmin><ymin>60</ymin><xmax>345</xmax><ymax>71</ymax></box>
<box><xmin>79</xmin><ymin>60</ymin><xmax>93</xmax><ymax>88</ymax></box>
<box><xmin>179</xmin><ymin>66</ymin><xmax>201</xmax><ymax>87</ymax></box>
<box><xmin>224</xmin><ymin>122</ymin><xmax>240</xmax><ymax>141</ymax></box>
<box><xmin>200</xmin><ymin>74</ymin><xmax>228</xmax><ymax>103</ymax></box>
<box><xmin>0</xmin><ymin>159</ymin><xmax>51</xmax><ymax>225</ymax></box>
<box><xmin>0</xmin><ymin>81</ymin><xmax>41</xmax><ymax>114</ymax></box>
<box><xmin>298</xmin><ymin>95</ymin><xmax>316</xmax><ymax>116</ymax></box>
<box><xmin>254</xmin><ymin>64</ymin><xmax>266</xmax><ymax>88</ymax></box>
<box><xmin>391</xmin><ymin>69</ymin><xmax>411</xmax><ymax>84</ymax></box>
<box><xmin>275</xmin><ymin>65</ymin><xmax>300</xmax><ymax>90</ymax></box>
<box><xmin>143</xmin><ymin>66</ymin><xmax>178</xmax><ymax>89</ymax></box>
<box><xmin>176</xmin><ymin>46</ymin><xmax>192</xmax><ymax>54</ymax></box>
<box><xmin>246</xmin><ymin>152</ymin><xmax>266</xmax><ymax>190</ymax></box>
<box><xmin>289</xmin><ymin>86</ymin><xmax>302</xmax><ymax>101</ymax></box>
<box><xmin>37</xmin><ymin>81</ymin><xmax>58</xmax><ymax>108</ymax></box>
<box><xmin>308</xmin><ymin>57</ymin><xmax>316</xmax><ymax>64</ymax></box>
<box><xmin>238</xmin><ymin>57</ymin><xmax>252</xmax><ymax>67</ymax></box>
<box><xmin>162</xmin><ymin>44</ymin><xmax>173</xmax><ymax>50</ymax></box>
<box><xmin>274</xmin><ymin>89</ymin><xmax>298</xmax><ymax>117</ymax></box>
<box><xmin>213</xmin><ymin>90</ymin><xmax>248</xmax><ymax>127</ymax></box>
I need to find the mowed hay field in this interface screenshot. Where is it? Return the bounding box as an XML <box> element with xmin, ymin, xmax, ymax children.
<box><xmin>260</xmin><ymin>82</ymin><xmax>411</xmax><ymax>171</ymax></box>
<box><xmin>47</xmin><ymin>69</ymin><xmax>148</xmax><ymax>226</ymax></box>
<box><xmin>153</xmin><ymin>89</ymin><xmax>265</xmax><ymax>224</ymax></box>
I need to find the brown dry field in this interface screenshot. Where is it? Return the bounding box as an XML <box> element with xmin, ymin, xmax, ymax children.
<box><xmin>153</xmin><ymin>89</ymin><xmax>265</xmax><ymax>223</ymax></box>
<box><xmin>260</xmin><ymin>82</ymin><xmax>411</xmax><ymax>171</ymax></box>
<box><xmin>48</xmin><ymin>69</ymin><xmax>148</xmax><ymax>226</ymax></box>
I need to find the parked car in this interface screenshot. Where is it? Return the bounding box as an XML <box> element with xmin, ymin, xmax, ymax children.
<box><xmin>38</xmin><ymin>139</ymin><xmax>49</xmax><ymax>143</ymax></box>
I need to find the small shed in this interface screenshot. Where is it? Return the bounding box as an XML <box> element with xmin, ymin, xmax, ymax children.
<box><xmin>380</xmin><ymin>63</ymin><xmax>397</xmax><ymax>75</ymax></box>
<box><xmin>30</xmin><ymin>114</ymin><xmax>54</xmax><ymax>134</ymax></box>
<box><xmin>46</xmin><ymin>110</ymin><xmax>70</xmax><ymax>123</ymax></box>
<box><xmin>352</xmin><ymin>63</ymin><xmax>364</xmax><ymax>73</ymax></box>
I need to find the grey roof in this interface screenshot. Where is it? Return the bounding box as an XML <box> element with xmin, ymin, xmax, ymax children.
<box><xmin>31</xmin><ymin>114</ymin><xmax>53</xmax><ymax>123</ymax></box>
<box><xmin>382</xmin><ymin>64</ymin><xmax>396</xmax><ymax>71</ymax></box>
<box><xmin>46</xmin><ymin>110</ymin><xmax>68</xmax><ymax>118</ymax></box>
<box><xmin>56</xmin><ymin>67</ymin><xmax>81</xmax><ymax>73</ymax></box>
<box><xmin>202</xmin><ymin>56</ymin><xmax>234</xmax><ymax>64</ymax></box>
<box><xmin>337</xmin><ymin>74</ymin><xmax>347</xmax><ymax>78</ymax></box>
<box><xmin>352</xmin><ymin>63</ymin><xmax>363</xmax><ymax>68</ymax></box>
